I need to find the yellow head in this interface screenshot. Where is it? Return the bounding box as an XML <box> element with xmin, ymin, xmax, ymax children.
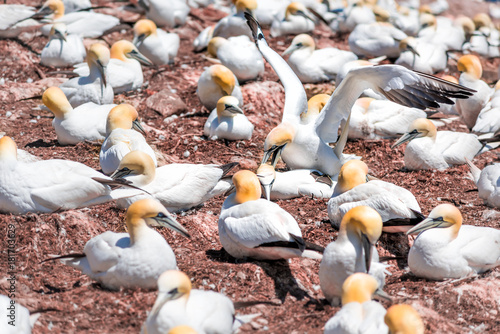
<box><xmin>209</xmin><ymin>65</ymin><xmax>236</xmax><ymax>96</ymax></box>
<box><xmin>0</xmin><ymin>136</ymin><xmax>18</xmax><ymax>162</ymax></box>
<box><xmin>168</xmin><ymin>326</ymin><xmax>198</xmax><ymax>334</ymax></box>
<box><xmin>106</xmin><ymin>104</ymin><xmax>140</xmax><ymax>134</ymax></box>
<box><xmin>87</xmin><ymin>43</ymin><xmax>110</xmax><ymax>69</ymax></box>
<box><xmin>301</xmin><ymin>93</ymin><xmax>329</xmax><ymax>122</ymax></box>
<box><xmin>235</xmin><ymin>0</ymin><xmax>257</xmax><ymax>12</ymax></box>
<box><xmin>285</xmin><ymin>2</ymin><xmax>310</xmax><ymax>19</ymax></box>
<box><xmin>340</xmin><ymin>206</ymin><xmax>383</xmax><ymax>246</ymax></box>
<box><xmin>341</xmin><ymin>273</ymin><xmax>380</xmax><ymax>305</ymax></box>
<box><xmin>264</xmin><ymin>123</ymin><xmax>295</xmax><ymax>151</ymax></box>
<box><xmin>207</xmin><ymin>37</ymin><xmax>227</xmax><ymax>58</ymax></box>
<box><xmin>133</xmin><ymin>19</ymin><xmax>157</xmax><ymax>40</ymax></box>
<box><xmin>110</xmin><ymin>40</ymin><xmax>138</xmax><ymax>62</ymax></box>
<box><xmin>473</xmin><ymin>13</ymin><xmax>492</xmax><ymax>29</ymax></box>
<box><xmin>419</xmin><ymin>13</ymin><xmax>437</xmax><ymax>30</ymax></box>
<box><xmin>42</xmin><ymin>86</ymin><xmax>72</xmax><ymax>119</ymax></box>
<box><xmin>284</xmin><ymin>34</ymin><xmax>315</xmax><ymax>56</ymax></box>
<box><xmin>112</xmin><ymin>151</ymin><xmax>155</xmax><ymax>184</ymax></box>
<box><xmin>157</xmin><ymin>270</ymin><xmax>192</xmax><ymax>299</ymax></box>
<box><xmin>409</xmin><ymin>118</ymin><xmax>436</xmax><ymax>139</ymax></box>
<box><xmin>418</xmin><ymin>5</ymin><xmax>431</xmax><ymax>14</ymax></box>
<box><xmin>354</xmin><ymin>97</ymin><xmax>375</xmax><ymax>112</ymax></box>
<box><xmin>373</xmin><ymin>6</ymin><xmax>390</xmax><ymax>22</ymax></box>
<box><xmin>232</xmin><ymin>170</ymin><xmax>262</xmax><ymax>204</ymax></box>
<box><xmin>457</xmin><ymin>55</ymin><xmax>482</xmax><ymax>80</ymax></box>
<box><xmin>41</xmin><ymin>0</ymin><xmax>65</xmax><ymax>19</ymax></box>
<box><xmin>455</xmin><ymin>16</ymin><xmax>475</xmax><ymax>36</ymax></box>
<box><xmin>216</xmin><ymin>96</ymin><xmax>244</xmax><ymax>119</ymax></box>
<box><xmin>385</xmin><ymin>304</ymin><xmax>425</xmax><ymax>334</ymax></box>
<box><xmin>407</xmin><ymin>203</ymin><xmax>462</xmax><ymax>239</ymax></box>
<box><xmin>336</xmin><ymin>160</ymin><xmax>369</xmax><ymax>194</ymax></box>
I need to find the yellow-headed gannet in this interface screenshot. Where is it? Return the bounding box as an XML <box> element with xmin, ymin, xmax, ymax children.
<box><xmin>417</xmin><ymin>14</ymin><xmax>474</xmax><ymax>51</ymax></box>
<box><xmin>197</xmin><ymin>64</ymin><xmax>243</xmax><ymax>111</ymax></box>
<box><xmin>463</xmin><ymin>14</ymin><xmax>500</xmax><ymax>58</ymax></box>
<box><xmin>299</xmin><ymin>93</ymin><xmax>330</xmax><ymax>125</ymax></box>
<box><xmin>395</xmin><ymin>36</ymin><xmax>447</xmax><ymax>74</ymax></box>
<box><xmin>40</xmin><ymin>23</ymin><xmax>86</xmax><ymax>67</ymax></box>
<box><xmin>270</xmin><ymin>2</ymin><xmax>315</xmax><ymax>37</ymax></box>
<box><xmin>203</xmin><ymin>96</ymin><xmax>254</xmax><ymax>141</ymax></box>
<box><xmin>254</xmin><ymin>0</ymin><xmax>289</xmax><ymax>25</ymax></box>
<box><xmin>467</xmin><ymin>159</ymin><xmax>500</xmax><ymax>208</ymax></box>
<box><xmin>348</xmin><ymin>22</ymin><xmax>407</xmax><ymax>58</ymax></box>
<box><xmin>133</xmin><ymin>19</ymin><xmax>180</xmax><ymax>66</ymax></box>
<box><xmin>143</xmin><ymin>0</ymin><xmax>190</xmax><ymax>28</ymax></box>
<box><xmin>407</xmin><ymin>203</ymin><xmax>500</xmax><ymax>280</ymax></box>
<box><xmin>384</xmin><ymin>304</ymin><xmax>424</xmax><ymax>334</ymax></box>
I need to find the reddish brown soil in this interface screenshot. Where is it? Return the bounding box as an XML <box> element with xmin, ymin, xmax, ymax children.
<box><xmin>1</xmin><ymin>1</ymin><xmax>499</xmax><ymax>333</ymax></box>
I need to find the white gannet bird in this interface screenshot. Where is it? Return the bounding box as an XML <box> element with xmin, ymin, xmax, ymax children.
<box><xmin>392</xmin><ymin>118</ymin><xmax>484</xmax><ymax>171</ymax></box>
<box><xmin>417</xmin><ymin>14</ymin><xmax>474</xmax><ymax>52</ymax></box>
<box><xmin>324</xmin><ymin>273</ymin><xmax>390</xmax><ymax>334</ymax></box>
<box><xmin>62</xmin><ymin>0</ymin><xmax>91</xmax><ymax>13</ymax></box>
<box><xmin>472</xmin><ymin>81</ymin><xmax>500</xmax><ymax>134</ymax></box>
<box><xmin>133</xmin><ymin>19</ymin><xmax>180</xmax><ymax>66</ymax></box>
<box><xmin>349</xmin><ymin>97</ymin><xmax>427</xmax><ymax>140</ymax></box>
<box><xmin>207</xmin><ymin>35</ymin><xmax>264</xmax><ymax>83</ymax></box>
<box><xmin>100</xmin><ymin>104</ymin><xmax>157</xmax><ymax>175</ymax></box>
<box><xmin>245</xmin><ymin>13</ymin><xmax>475</xmax><ymax>177</ymax></box>
<box><xmin>384</xmin><ymin>304</ymin><xmax>425</xmax><ymax>334</ymax></box>
<box><xmin>48</xmin><ymin>198</ymin><xmax>190</xmax><ymax>290</ymax></box>
<box><xmin>0</xmin><ymin>134</ymin><xmax>40</xmax><ymax>164</ymax></box>
<box><xmin>282</xmin><ymin>34</ymin><xmax>358</xmax><ymax>83</ymax></box>
<box><xmin>0</xmin><ymin>4</ymin><xmax>39</xmax><ymax>39</ymax></box>
<box><xmin>143</xmin><ymin>270</ymin><xmax>234</xmax><ymax>334</ymax></box>
<box><xmin>456</xmin><ymin>55</ymin><xmax>494</xmax><ymax>130</ymax></box>
<box><xmin>328</xmin><ymin>160</ymin><xmax>423</xmax><ymax>233</ymax></box>
<box><xmin>42</xmin><ymin>86</ymin><xmax>116</xmax><ymax>145</ymax></box>
<box><xmin>467</xmin><ymin>159</ymin><xmax>500</xmax><ymax>209</ymax></box>
<box><xmin>143</xmin><ymin>0</ymin><xmax>190</xmax><ymax>28</ymax></box>
<box><xmin>73</xmin><ymin>40</ymin><xmax>152</xmax><ymax>95</ymax></box>
<box><xmin>319</xmin><ymin>206</ymin><xmax>387</xmax><ymax>306</ymax></box>
<box><xmin>219</xmin><ymin>170</ymin><xmax>324</xmax><ymax>260</ymax></box>
<box><xmin>407</xmin><ymin>203</ymin><xmax>500</xmax><ymax>280</ymax></box>
<box><xmin>203</xmin><ymin>96</ymin><xmax>254</xmax><ymax>141</ymax></box>
<box><xmin>256</xmin><ymin>163</ymin><xmax>335</xmax><ymax>201</ymax></box>
<box><xmin>463</xmin><ymin>13</ymin><xmax>500</xmax><ymax>59</ymax></box>
<box><xmin>254</xmin><ymin>0</ymin><xmax>288</xmax><ymax>25</ymax></box>
<box><xmin>395</xmin><ymin>36</ymin><xmax>448</xmax><ymax>74</ymax></box>
<box><xmin>332</xmin><ymin>1</ymin><xmax>376</xmax><ymax>34</ymax></box>
<box><xmin>59</xmin><ymin>43</ymin><xmax>114</xmax><ymax>108</ymax></box>
<box><xmin>348</xmin><ymin>22</ymin><xmax>407</xmax><ymax>59</ymax></box>
<box><xmin>0</xmin><ymin>295</ymin><xmax>39</xmax><ymax>334</ymax></box>
<box><xmin>105</xmin><ymin>151</ymin><xmax>237</xmax><ymax>212</ymax></box>
<box><xmin>197</xmin><ymin>64</ymin><xmax>243</xmax><ymax>111</ymax></box>
<box><xmin>299</xmin><ymin>93</ymin><xmax>330</xmax><ymax>125</ymax></box>
<box><xmin>0</xmin><ymin>136</ymin><xmax>141</xmax><ymax>214</ymax></box>
<box><xmin>37</xmin><ymin>0</ymin><xmax>120</xmax><ymax>38</ymax></box>
<box><xmin>40</xmin><ymin>23</ymin><xmax>86</xmax><ymax>68</ymax></box>
<box><xmin>211</xmin><ymin>0</ymin><xmax>256</xmax><ymax>41</ymax></box>
<box><xmin>270</xmin><ymin>2</ymin><xmax>316</xmax><ymax>38</ymax></box>
<box><xmin>193</xmin><ymin>25</ymin><xmax>215</xmax><ymax>52</ymax></box>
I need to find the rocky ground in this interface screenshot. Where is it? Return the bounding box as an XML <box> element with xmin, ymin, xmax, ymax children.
<box><xmin>0</xmin><ymin>0</ymin><xmax>499</xmax><ymax>333</ymax></box>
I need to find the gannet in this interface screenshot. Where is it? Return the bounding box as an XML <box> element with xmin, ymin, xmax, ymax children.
<box><xmin>0</xmin><ymin>4</ymin><xmax>39</xmax><ymax>39</ymax></box>
<box><xmin>472</xmin><ymin>81</ymin><xmax>500</xmax><ymax>133</ymax></box>
<box><xmin>203</xmin><ymin>96</ymin><xmax>254</xmax><ymax>141</ymax></box>
<box><xmin>73</xmin><ymin>40</ymin><xmax>152</xmax><ymax>95</ymax></box>
<box><xmin>245</xmin><ymin>13</ymin><xmax>475</xmax><ymax>176</ymax></box>
<box><xmin>143</xmin><ymin>270</ymin><xmax>234</xmax><ymax>334</ymax></box>
<box><xmin>133</xmin><ymin>19</ymin><xmax>180</xmax><ymax>66</ymax></box>
<box><xmin>384</xmin><ymin>304</ymin><xmax>425</xmax><ymax>334</ymax></box>
<box><xmin>254</xmin><ymin>0</ymin><xmax>288</xmax><ymax>25</ymax></box>
<box><xmin>467</xmin><ymin>159</ymin><xmax>500</xmax><ymax>209</ymax></box>
<box><xmin>100</xmin><ymin>104</ymin><xmax>157</xmax><ymax>175</ymax></box>
<box><xmin>282</xmin><ymin>34</ymin><xmax>358</xmax><ymax>83</ymax></box>
<box><xmin>328</xmin><ymin>160</ymin><xmax>423</xmax><ymax>233</ymax></box>
<box><xmin>395</xmin><ymin>37</ymin><xmax>448</xmax><ymax>74</ymax></box>
<box><xmin>333</xmin><ymin>1</ymin><xmax>376</xmax><ymax>34</ymax></box>
<box><xmin>193</xmin><ymin>25</ymin><xmax>215</xmax><ymax>52</ymax></box>
<box><xmin>62</xmin><ymin>0</ymin><xmax>91</xmax><ymax>13</ymax></box>
<box><xmin>417</xmin><ymin>14</ymin><xmax>474</xmax><ymax>51</ymax></box>
<box><xmin>256</xmin><ymin>163</ymin><xmax>335</xmax><ymax>201</ymax></box>
<box><xmin>407</xmin><ymin>203</ymin><xmax>500</xmax><ymax>280</ymax></box>
<box><xmin>319</xmin><ymin>206</ymin><xmax>387</xmax><ymax>306</ymax></box>
<box><xmin>197</xmin><ymin>64</ymin><xmax>243</xmax><ymax>111</ymax></box>
<box><xmin>37</xmin><ymin>0</ymin><xmax>120</xmax><ymax>38</ymax></box>
<box><xmin>462</xmin><ymin>13</ymin><xmax>500</xmax><ymax>58</ymax></box>
<box><xmin>59</xmin><ymin>43</ymin><xmax>114</xmax><ymax>108</ymax></box>
<box><xmin>0</xmin><ymin>295</ymin><xmax>38</xmax><ymax>334</ymax></box>
<box><xmin>270</xmin><ymin>2</ymin><xmax>316</xmax><ymax>37</ymax></box>
<box><xmin>42</xmin><ymin>86</ymin><xmax>116</xmax><ymax>145</ymax></box>
<box><xmin>48</xmin><ymin>199</ymin><xmax>190</xmax><ymax>290</ymax></box>
<box><xmin>219</xmin><ymin>170</ymin><xmax>324</xmax><ymax>260</ymax></box>
<box><xmin>300</xmin><ymin>93</ymin><xmax>330</xmax><ymax>125</ymax></box>
<box><xmin>40</xmin><ymin>23</ymin><xmax>86</xmax><ymax>67</ymax></box>
<box><xmin>143</xmin><ymin>0</ymin><xmax>190</xmax><ymax>28</ymax></box>
<box><xmin>0</xmin><ymin>134</ymin><xmax>40</xmax><ymax>164</ymax></box>
<box><xmin>392</xmin><ymin>118</ymin><xmax>484</xmax><ymax>171</ymax></box>
<box><xmin>207</xmin><ymin>35</ymin><xmax>264</xmax><ymax>83</ymax></box>
<box><xmin>324</xmin><ymin>273</ymin><xmax>390</xmax><ymax>334</ymax></box>
<box><xmin>212</xmin><ymin>0</ymin><xmax>256</xmax><ymax>40</ymax></box>
<box><xmin>348</xmin><ymin>22</ymin><xmax>407</xmax><ymax>58</ymax></box>
<box><xmin>0</xmin><ymin>136</ymin><xmax>141</xmax><ymax>214</ymax></box>
<box><xmin>105</xmin><ymin>151</ymin><xmax>236</xmax><ymax>212</ymax></box>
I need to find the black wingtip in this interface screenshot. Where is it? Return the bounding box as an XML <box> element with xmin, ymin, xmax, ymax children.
<box><xmin>244</xmin><ymin>11</ymin><xmax>264</xmax><ymax>42</ymax></box>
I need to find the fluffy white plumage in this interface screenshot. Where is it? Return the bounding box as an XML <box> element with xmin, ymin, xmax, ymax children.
<box><xmin>203</xmin><ymin>96</ymin><xmax>254</xmax><ymax>141</ymax></box>
<box><xmin>468</xmin><ymin>160</ymin><xmax>500</xmax><ymax>209</ymax></box>
<box><xmin>348</xmin><ymin>22</ymin><xmax>407</xmax><ymax>59</ymax></box>
<box><xmin>270</xmin><ymin>2</ymin><xmax>315</xmax><ymax>37</ymax></box>
<box><xmin>472</xmin><ymin>85</ymin><xmax>500</xmax><ymax>133</ymax></box>
<box><xmin>144</xmin><ymin>0</ymin><xmax>190</xmax><ymax>28</ymax></box>
<box><xmin>197</xmin><ymin>64</ymin><xmax>243</xmax><ymax>111</ymax></box>
<box><xmin>40</xmin><ymin>23</ymin><xmax>86</xmax><ymax>67</ymax></box>
<box><xmin>395</xmin><ymin>37</ymin><xmax>448</xmax><ymax>74</ymax></box>
<box><xmin>133</xmin><ymin>19</ymin><xmax>180</xmax><ymax>65</ymax></box>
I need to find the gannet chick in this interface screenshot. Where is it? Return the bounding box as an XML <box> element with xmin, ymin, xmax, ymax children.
<box><xmin>384</xmin><ymin>304</ymin><xmax>425</xmax><ymax>334</ymax></box>
<box><xmin>319</xmin><ymin>206</ymin><xmax>387</xmax><ymax>306</ymax></box>
<box><xmin>40</xmin><ymin>23</ymin><xmax>86</xmax><ymax>67</ymax></box>
<box><xmin>203</xmin><ymin>96</ymin><xmax>254</xmax><ymax>141</ymax></box>
<box><xmin>328</xmin><ymin>160</ymin><xmax>423</xmax><ymax>233</ymax></box>
<box><xmin>133</xmin><ymin>19</ymin><xmax>180</xmax><ymax>65</ymax></box>
<box><xmin>100</xmin><ymin>104</ymin><xmax>157</xmax><ymax>175</ymax></box>
<box><xmin>212</xmin><ymin>0</ymin><xmax>256</xmax><ymax>40</ymax></box>
<box><xmin>468</xmin><ymin>160</ymin><xmax>500</xmax><ymax>209</ymax></box>
<box><xmin>0</xmin><ymin>295</ymin><xmax>39</xmax><ymax>334</ymax></box>
<box><xmin>143</xmin><ymin>270</ymin><xmax>235</xmax><ymax>334</ymax></box>
<box><xmin>106</xmin><ymin>151</ymin><xmax>237</xmax><ymax>212</ymax></box>
<box><xmin>42</xmin><ymin>86</ymin><xmax>116</xmax><ymax>145</ymax></box>
<box><xmin>392</xmin><ymin>118</ymin><xmax>484</xmax><ymax>171</ymax></box>
<box><xmin>219</xmin><ymin>170</ymin><xmax>324</xmax><ymax>260</ymax></box>
<box><xmin>197</xmin><ymin>64</ymin><xmax>243</xmax><ymax>111</ymax></box>
<box><xmin>407</xmin><ymin>203</ymin><xmax>500</xmax><ymax>280</ymax></box>
<box><xmin>50</xmin><ymin>199</ymin><xmax>190</xmax><ymax>290</ymax></box>
<box><xmin>0</xmin><ymin>136</ymin><xmax>140</xmax><ymax>214</ymax></box>
<box><xmin>395</xmin><ymin>37</ymin><xmax>447</xmax><ymax>74</ymax></box>
<box><xmin>144</xmin><ymin>0</ymin><xmax>190</xmax><ymax>28</ymax></box>
<box><xmin>270</xmin><ymin>2</ymin><xmax>315</xmax><ymax>37</ymax></box>
<box><xmin>73</xmin><ymin>40</ymin><xmax>152</xmax><ymax>95</ymax></box>
<box><xmin>59</xmin><ymin>43</ymin><xmax>114</xmax><ymax>107</ymax></box>
<box><xmin>324</xmin><ymin>273</ymin><xmax>390</xmax><ymax>334</ymax></box>
<box><xmin>348</xmin><ymin>22</ymin><xmax>408</xmax><ymax>59</ymax></box>
<box><xmin>282</xmin><ymin>34</ymin><xmax>357</xmax><ymax>83</ymax></box>
<box><xmin>207</xmin><ymin>35</ymin><xmax>264</xmax><ymax>83</ymax></box>
<box><xmin>256</xmin><ymin>163</ymin><xmax>335</xmax><ymax>201</ymax></box>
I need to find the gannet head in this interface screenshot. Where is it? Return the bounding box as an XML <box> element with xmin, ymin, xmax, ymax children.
<box><xmin>354</xmin><ymin>97</ymin><xmax>375</xmax><ymax>114</ymax></box>
<box><xmin>168</xmin><ymin>326</ymin><xmax>198</xmax><ymax>334</ymax></box>
<box><xmin>341</xmin><ymin>206</ymin><xmax>383</xmax><ymax>273</ymax></box>
<box><xmin>133</xmin><ymin>19</ymin><xmax>157</xmax><ymax>45</ymax></box>
<box><xmin>455</xmin><ymin>16</ymin><xmax>475</xmax><ymax>38</ymax></box>
<box><xmin>151</xmin><ymin>270</ymin><xmax>192</xmax><ymax>315</ymax></box>
<box><xmin>473</xmin><ymin>13</ymin><xmax>493</xmax><ymax>29</ymax></box>
<box><xmin>341</xmin><ymin>273</ymin><xmax>391</xmax><ymax>306</ymax></box>
<box><xmin>37</xmin><ymin>0</ymin><xmax>65</xmax><ymax>20</ymax></box>
<box><xmin>441</xmin><ymin>75</ymin><xmax>458</xmax><ymax>84</ymax></box>
<box><xmin>256</xmin><ymin>163</ymin><xmax>276</xmax><ymax>201</ymax></box>
<box><xmin>399</xmin><ymin>37</ymin><xmax>420</xmax><ymax>57</ymax></box>
<box><xmin>87</xmin><ymin>43</ymin><xmax>110</xmax><ymax>87</ymax></box>
<box><xmin>209</xmin><ymin>65</ymin><xmax>236</xmax><ymax>97</ymax></box>
<box><xmin>285</xmin><ymin>2</ymin><xmax>315</xmax><ymax>22</ymax></box>
<box><xmin>42</xmin><ymin>86</ymin><xmax>72</xmax><ymax>119</ymax></box>
<box><xmin>301</xmin><ymin>93</ymin><xmax>330</xmax><ymax>123</ymax></box>
<box><xmin>235</xmin><ymin>0</ymin><xmax>257</xmax><ymax>14</ymax></box>
<box><xmin>49</xmin><ymin>23</ymin><xmax>67</xmax><ymax>42</ymax></box>
<box><xmin>373</xmin><ymin>6</ymin><xmax>391</xmax><ymax>22</ymax></box>
<box><xmin>262</xmin><ymin>123</ymin><xmax>295</xmax><ymax>167</ymax></box>
<box><xmin>232</xmin><ymin>170</ymin><xmax>262</xmax><ymax>204</ymax></box>
<box><xmin>419</xmin><ymin>13</ymin><xmax>437</xmax><ymax>31</ymax></box>
<box><xmin>392</xmin><ymin>118</ymin><xmax>436</xmax><ymax>148</ymax></box>
<box><xmin>406</xmin><ymin>203</ymin><xmax>462</xmax><ymax>239</ymax></box>
<box><xmin>282</xmin><ymin>34</ymin><xmax>315</xmax><ymax>56</ymax></box>
<box><xmin>418</xmin><ymin>5</ymin><xmax>432</xmax><ymax>14</ymax></box>
<box><xmin>110</xmin><ymin>40</ymin><xmax>152</xmax><ymax>66</ymax></box>
<box><xmin>126</xmin><ymin>198</ymin><xmax>190</xmax><ymax>244</ymax></box>
<box><xmin>336</xmin><ymin>160</ymin><xmax>369</xmax><ymax>194</ymax></box>
<box><xmin>0</xmin><ymin>136</ymin><xmax>18</xmax><ymax>162</ymax></box>
<box><xmin>207</xmin><ymin>37</ymin><xmax>227</xmax><ymax>58</ymax></box>
<box><xmin>216</xmin><ymin>96</ymin><xmax>244</xmax><ymax>119</ymax></box>
<box><xmin>385</xmin><ymin>304</ymin><xmax>425</xmax><ymax>334</ymax></box>
<box><xmin>110</xmin><ymin>150</ymin><xmax>156</xmax><ymax>186</ymax></box>
<box><xmin>457</xmin><ymin>55</ymin><xmax>482</xmax><ymax>80</ymax></box>
<box><xmin>106</xmin><ymin>104</ymin><xmax>146</xmax><ymax>136</ymax></box>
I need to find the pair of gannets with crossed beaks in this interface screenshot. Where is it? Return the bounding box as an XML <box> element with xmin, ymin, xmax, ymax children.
<box><xmin>244</xmin><ymin>13</ymin><xmax>475</xmax><ymax>177</ymax></box>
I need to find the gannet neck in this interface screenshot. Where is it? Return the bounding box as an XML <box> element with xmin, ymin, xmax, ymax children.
<box><xmin>455</xmin><ymin>16</ymin><xmax>475</xmax><ymax>37</ymax></box>
<box><xmin>341</xmin><ymin>273</ymin><xmax>379</xmax><ymax>305</ymax></box>
<box><xmin>306</xmin><ymin>94</ymin><xmax>330</xmax><ymax>118</ymax></box>
<box><xmin>0</xmin><ymin>136</ymin><xmax>18</xmax><ymax>162</ymax></box>
<box><xmin>42</xmin><ymin>86</ymin><xmax>73</xmax><ymax>119</ymax></box>
<box><xmin>86</xmin><ymin>43</ymin><xmax>110</xmax><ymax>88</ymax></box>
<box><xmin>114</xmin><ymin>151</ymin><xmax>156</xmax><ymax>186</ymax></box>
<box><xmin>232</xmin><ymin>170</ymin><xmax>262</xmax><ymax>204</ymax></box>
<box><xmin>385</xmin><ymin>304</ymin><xmax>424</xmax><ymax>334</ymax></box>
<box><xmin>125</xmin><ymin>215</ymin><xmax>149</xmax><ymax>246</ymax></box>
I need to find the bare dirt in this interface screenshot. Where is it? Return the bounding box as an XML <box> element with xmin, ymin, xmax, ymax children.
<box><xmin>0</xmin><ymin>0</ymin><xmax>499</xmax><ymax>333</ymax></box>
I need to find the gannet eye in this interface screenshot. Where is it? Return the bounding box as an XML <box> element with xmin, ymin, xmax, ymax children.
<box><xmin>296</xmin><ymin>42</ymin><xmax>303</xmax><ymax>47</ymax></box>
<box><xmin>157</xmin><ymin>212</ymin><xmax>166</xmax><ymax>218</ymax></box>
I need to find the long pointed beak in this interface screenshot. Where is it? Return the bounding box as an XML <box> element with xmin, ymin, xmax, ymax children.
<box><xmin>296</xmin><ymin>10</ymin><xmax>316</xmax><ymax>22</ymax></box>
<box><xmin>132</xmin><ymin>34</ymin><xmax>146</xmax><ymax>45</ymax></box>
<box><xmin>110</xmin><ymin>167</ymin><xmax>131</xmax><ymax>180</ymax></box>
<box><xmin>226</xmin><ymin>105</ymin><xmax>244</xmax><ymax>115</ymax></box>
<box><xmin>31</xmin><ymin>6</ymin><xmax>54</xmax><ymax>19</ymax></box>
<box><xmin>54</xmin><ymin>29</ymin><xmax>67</xmax><ymax>42</ymax></box>
<box><xmin>374</xmin><ymin>288</ymin><xmax>392</xmax><ymax>303</ymax></box>
<box><xmin>127</xmin><ymin>49</ymin><xmax>153</xmax><ymax>66</ymax></box>
<box><xmin>150</xmin><ymin>289</ymin><xmax>182</xmax><ymax>316</ymax></box>
<box><xmin>406</xmin><ymin>217</ymin><xmax>451</xmax><ymax>235</ymax></box>
<box><xmin>406</xmin><ymin>44</ymin><xmax>421</xmax><ymax>57</ymax></box>
<box><xmin>224</xmin><ymin>184</ymin><xmax>236</xmax><ymax>197</ymax></box>
<box><xmin>391</xmin><ymin>130</ymin><xmax>420</xmax><ymax>149</ymax></box>
<box><xmin>153</xmin><ymin>213</ymin><xmax>191</xmax><ymax>239</ymax></box>
<box><xmin>132</xmin><ymin>119</ymin><xmax>147</xmax><ymax>136</ymax></box>
<box><xmin>96</xmin><ymin>60</ymin><xmax>107</xmax><ymax>88</ymax></box>
<box><xmin>361</xmin><ymin>233</ymin><xmax>373</xmax><ymax>273</ymax></box>
<box><xmin>282</xmin><ymin>44</ymin><xmax>299</xmax><ymax>56</ymax></box>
